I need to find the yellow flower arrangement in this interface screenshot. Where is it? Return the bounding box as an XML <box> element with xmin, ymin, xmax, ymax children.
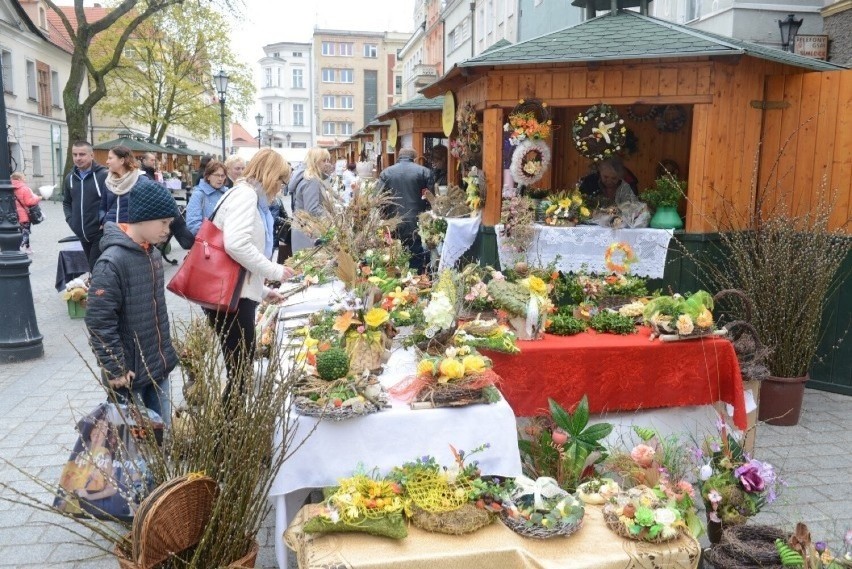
<box><xmin>676</xmin><ymin>314</ymin><xmax>695</xmax><ymax>336</ymax></box>
<box><xmin>462</xmin><ymin>355</ymin><xmax>487</xmax><ymax>374</ymax></box>
<box><xmin>543</xmin><ymin>188</ymin><xmax>590</xmax><ymax>226</ymax></box>
<box><xmin>696</xmin><ymin>308</ymin><xmax>714</xmax><ymax>329</ymax></box>
<box><xmin>417</xmin><ymin>359</ymin><xmax>436</xmax><ymax>376</ymax></box>
<box><xmin>522</xmin><ymin>275</ymin><xmax>548</xmax><ymax>297</ymax></box>
<box><xmin>364</xmin><ymin>308</ymin><xmax>390</xmax><ymax>328</ymax></box>
<box><xmin>438</xmin><ymin>358</ymin><xmax>466</xmax><ymax>382</ymax></box>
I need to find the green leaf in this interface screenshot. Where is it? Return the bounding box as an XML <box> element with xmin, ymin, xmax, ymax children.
<box><xmin>548</xmin><ymin>398</ymin><xmax>573</xmax><ymax>432</ymax></box>
<box><xmin>569</xmin><ymin>396</ymin><xmax>590</xmax><ymax>435</ymax></box>
<box><xmin>685</xmin><ymin>511</ymin><xmax>703</xmax><ymax>537</ymax></box>
<box><xmin>633</xmin><ymin>426</ymin><xmax>657</xmax><ymax>441</ymax></box>
<box><xmin>517</xmin><ymin>439</ymin><xmax>533</xmax><ymax>456</ymax></box>
<box><xmin>579</xmin><ymin>422</ymin><xmax>614</xmax><ymax>442</ymax></box>
<box><xmin>648</xmin><ymin>524</ymin><xmax>662</xmax><ymax>539</ymax></box>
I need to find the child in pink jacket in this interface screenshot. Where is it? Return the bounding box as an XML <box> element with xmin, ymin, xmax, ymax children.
<box><xmin>11</xmin><ymin>172</ymin><xmax>42</xmax><ymax>255</ymax></box>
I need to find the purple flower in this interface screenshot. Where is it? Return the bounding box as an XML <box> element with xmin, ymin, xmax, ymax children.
<box><xmin>815</xmin><ymin>542</ymin><xmax>826</xmax><ymax>553</ymax></box>
<box><xmin>734</xmin><ymin>463</ymin><xmax>765</xmax><ymax>493</ymax></box>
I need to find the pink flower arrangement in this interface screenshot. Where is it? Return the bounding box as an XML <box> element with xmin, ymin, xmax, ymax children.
<box><xmin>630</xmin><ymin>444</ymin><xmax>656</xmax><ymax>468</ymax></box>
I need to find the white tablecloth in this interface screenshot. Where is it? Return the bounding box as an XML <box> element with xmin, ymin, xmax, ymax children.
<box><xmin>438</xmin><ymin>214</ymin><xmax>481</xmax><ymax>271</ymax></box>
<box><xmin>270</xmin><ymin>282</ymin><xmax>523</xmax><ymax>569</ymax></box>
<box><xmin>495</xmin><ymin>225</ymin><xmax>674</xmax><ymax>278</ymax></box>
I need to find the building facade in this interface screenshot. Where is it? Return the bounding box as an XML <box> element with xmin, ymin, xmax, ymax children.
<box><xmin>1</xmin><ymin>0</ymin><xmax>74</xmax><ymax>189</ymax></box>
<box><xmin>821</xmin><ymin>0</ymin><xmax>852</xmax><ymax>65</ymax></box>
<box><xmin>517</xmin><ymin>0</ymin><xmax>584</xmax><ymax>42</ymax></box>
<box><xmin>258</xmin><ymin>41</ymin><xmax>313</xmax><ymax>149</ymax></box>
<box><xmin>312</xmin><ymin>30</ymin><xmax>406</xmax><ymax>148</ymax></box>
<box><xmin>472</xmin><ymin>0</ymin><xmax>520</xmax><ymax>55</ymax></box>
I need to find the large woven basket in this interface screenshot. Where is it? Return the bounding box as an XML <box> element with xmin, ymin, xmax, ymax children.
<box><xmin>114</xmin><ymin>474</ymin><xmax>218</xmax><ymax>569</ymax></box>
<box><xmin>116</xmin><ymin>538</ymin><xmax>258</xmax><ymax>569</ymax></box>
<box><xmin>411</xmin><ymin>504</ymin><xmax>493</xmax><ymax>535</ymax></box>
<box><xmin>704</xmin><ymin>524</ymin><xmax>787</xmax><ymax>569</ymax></box>
<box><xmin>499</xmin><ymin>510</ymin><xmax>583</xmax><ymax>539</ymax></box>
<box><xmin>602</xmin><ymin>505</ymin><xmax>681</xmax><ymax>544</ymax></box>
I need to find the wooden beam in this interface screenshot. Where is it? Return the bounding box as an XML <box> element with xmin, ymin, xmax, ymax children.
<box><xmin>482</xmin><ymin>107</ymin><xmax>504</xmax><ymax>226</ymax></box>
<box><xmin>487</xmin><ymin>94</ymin><xmax>714</xmax><ymax>108</ymax></box>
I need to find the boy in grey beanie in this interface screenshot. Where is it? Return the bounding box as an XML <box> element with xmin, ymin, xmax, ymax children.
<box><xmin>86</xmin><ymin>184</ymin><xmax>181</xmax><ymax>422</ymax></box>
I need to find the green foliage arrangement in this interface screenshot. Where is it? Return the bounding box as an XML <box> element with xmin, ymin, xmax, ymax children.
<box><xmin>590</xmin><ymin>311</ymin><xmax>637</xmax><ymax>335</ymax></box>
<box><xmin>547</xmin><ymin>310</ymin><xmax>589</xmax><ymax>336</ymax></box>
<box><xmin>641</xmin><ymin>175</ymin><xmax>686</xmax><ymax>209</ymax></box>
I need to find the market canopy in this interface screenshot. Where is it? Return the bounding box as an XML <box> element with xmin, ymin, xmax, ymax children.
<box><xmin>93</xmin><ymin>134</ymin><xmax>177</xmax><ymax>155</ymax></box>
<box><xmin>375</xmin><ymin>94</ymin><xmax>445</xmax><ymax>122</ymax></box>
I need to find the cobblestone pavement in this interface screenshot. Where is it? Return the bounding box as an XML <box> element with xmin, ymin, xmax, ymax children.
<box><xmin>0</xmin><ymin>200</ymin><xmax>849</xmax><ymax>567</ymax></box>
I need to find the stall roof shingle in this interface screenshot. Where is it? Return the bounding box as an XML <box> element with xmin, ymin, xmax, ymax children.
<box><xmin>459</xmin><ymin>11</ymin><xmax>845</xmax><ymax>72</ymax></box>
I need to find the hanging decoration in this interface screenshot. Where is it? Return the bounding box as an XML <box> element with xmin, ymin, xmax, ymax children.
<box><xmin>625</xmin><ymin>104</ymin><xmax>661</xmax><ymax>122</ymax></box>
<box><xmin>450</xmin><ymin>101</ymin><xmax>482</xmax><ymax>168</ymax></box>
<box><xmin>504</xmin><ymin>99</ymin><xmax>553</xmax><ymax>146</ymax></box>
<box><xmin>572</xmin><ymin>104</ymin><xmax>627</xmax><ymax>162</ymax></box>
<box><xmin>509</xmin><ymin>139</ymin><xmax>552</xmax><ymax>187</ymax></box>
<box><xmin>655</xmin><ymin>105</ymin><xmax>688</xmax><ymax>133</ymax></box>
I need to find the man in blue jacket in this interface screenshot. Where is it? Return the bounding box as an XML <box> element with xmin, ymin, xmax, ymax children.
<box><xmin>63</xmin><ymin>141</ymin><xmax>109</xmax><ymax>269</ymax></box>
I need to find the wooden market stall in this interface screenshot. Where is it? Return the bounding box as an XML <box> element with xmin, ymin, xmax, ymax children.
<box><xmin>421</xmin><ymin>9</ymin><xmax>848</xmax><ymax>234</ymax></box>
<box><xmin>375</xmin><ymin>95</ymin><xmax>451</xmax><ymax>180</ymax></box>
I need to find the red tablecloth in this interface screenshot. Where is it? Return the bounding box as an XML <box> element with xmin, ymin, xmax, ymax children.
<box><xmin>484</xmin><ymin>327</ymin><xmax>747</xmax><ymax>429</ymax></box>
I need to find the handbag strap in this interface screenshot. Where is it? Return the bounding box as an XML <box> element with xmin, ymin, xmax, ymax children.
<box><xmin>208</xmin><ymin>186</ymin><xmax>240</xmax><ymax>223</ymax></box>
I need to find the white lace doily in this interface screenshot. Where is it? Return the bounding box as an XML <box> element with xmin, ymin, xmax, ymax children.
<box><xmin>438</xmin><ymin>213</ymin><xmax>482</xmax><ymax>271</ymax></box>
<box><xmin>495</xmin><ymin>225</ymin><xmax>674</xmax><ymax>278</ymax></box>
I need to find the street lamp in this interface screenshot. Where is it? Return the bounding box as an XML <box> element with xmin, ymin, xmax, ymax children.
<box><xmin>0</xmin><ymin>61</ymin><xmax>43</xmax><ymax>361</ymax></box>
<box><xmin>212</xmin><ymin>69</ymin><xmax>230</xmax><ymax>158</ymax></box>
<box><xmin>285</xmin><ymin>133</ymin><xmax>291</xmax><ymax>148</ymax></box>
<box><xmin>254</xmin><ymin>113</ymin><xmax>264</xmax><ymax>149</ymax></box>
<box><xmin>266</xmin><ymin>126</ymin><xmax>274</xmax><ymax>148</ymax></box>
<box><xmin>778</xmin><ymin>14</ymin><xmax>803</xmax><ymax>53</ymax></box>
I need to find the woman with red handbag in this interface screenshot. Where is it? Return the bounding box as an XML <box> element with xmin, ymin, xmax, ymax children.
<box><xmin>206</xmin><ymin>149</ymin><xmax>296</xmax><ymax>401</ymax></box>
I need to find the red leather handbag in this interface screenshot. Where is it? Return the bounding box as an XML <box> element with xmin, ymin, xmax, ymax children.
<box><xmin>167</xmin><ymin>192</ymin><xmax>245</xmax><ymax>313</ymax></box>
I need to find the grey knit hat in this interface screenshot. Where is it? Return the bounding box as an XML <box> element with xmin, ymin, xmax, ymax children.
<box><xmin>128</xmin><ymin>180</ymin><xmax>180</xmax><ymax>223</ymax></box>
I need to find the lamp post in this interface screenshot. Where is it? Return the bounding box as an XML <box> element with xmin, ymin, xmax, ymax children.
<box><xmin>778</xmin><ymin>14</ymin><xmax>803</xmax><ymax>52</ymax></box>
<box><xmin>266</xmin><ymin>126</ymin><xmax>274</xmax><ymax>148</ymax></box>
<box><xmin>254</xmin><ymin>113</ymin><xmax>264</xmax><ymax>149</ymax></box>
<box><xmin>285</xmin><ymin>133</ymin><xmax>291</xmax><ymax>148</ymax></box>
<box><xmin>0</xmin><ymin>63</ymin><xmax>43</xmax><ymax>362</ymax></box>
<box><xmin>212</xmin><ymin>69</ymin><xmax>230</xmax><ymax>158</ymax></box>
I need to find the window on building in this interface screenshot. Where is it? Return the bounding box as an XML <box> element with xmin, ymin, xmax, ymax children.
<box><xmin>292</xmin><ymin>68</ymin><xmax>303</xmax><ymax>88</ymax></box>
<box><xmin>322</xmin><ymin>95</ymin><xmax>336</xmax><ymax>109</ymax></box>
<box><xmin>293</xmin><ymin>51</ymin><xmax>302</xmax><ymax>57</ymax></box>
<box><xmin>37</xmin><ymin>63</ymin><xmax>50</xmax><ymax>115</ymax></box>
<box><xmin>364</xmin><ymin>44</ymin><xmax>378</xmax><ymax>58</ymax></box>
<box><xmin>31</xmin><ymin>146</ymin><xmax>42</xmax><ymax>176</ymax></box>
<box><xmin>265</xmin><ymin>103</ymin><xmax>273</xmax><ymax>125</ymax></box>
<box><xmin>338</xmin><ymin>122</ymin><xmax>353</xmax><ymax>135</ymax></box>
<box><xmin>1</xmin><ymin>50</ymin><xmax>12</xmax><ymax>93</ymax></box>
<box><xmin>26</xmin><ymin>60</ymin><xmax>37</xmax><ymax>100</ymax></box>
<box><xmin>264</xmin><ymin>67</ymin><xmax>272</xmax><ymax>87</ymax></box>
<box><xmin>363</xmin><ymin>69</ymin><xmax>377</xmax><ymax>121</ymax></box>
<box><xmin>322</xmin><ymin>41</ymin><xmax>334</xmax><ymax>56</ymax></box>
<box><xmin>448</xmin><ymin>29</ymin><xmax>457</xmax><ymax>50</ymax></box>
<box><xmin>50</xmin><ymin>70</ymin><xmax>61</xmax><ymax>107</ymax></box>
<box><xmin>321</xmin><ymin>68</ymin><xmax>335</xmax><ymax>82</ymax></box>
<box><xmin>123</xmin><ymin>46</ymin><xmax>136</xmax><ymax>60</ymax></box>
<box><xmin>338</xmin><ymin>43</ymin><xmax>353</xmax><ymax>56</ymax></box>
<box><xmin>340</xmin><ymin>96</ymin><xmax>353</xmax><ymax>109</ymax></box>
<box><xmin>685</xmin><ymin>0</ymin><xmax>700</xmax><ymax>21</ymax></box>
<box><xmin>395</xmin><ymin>75</ymin><xmax>402</xmax><ymax>95</ymax></box>
<box><xmin>278</xmin><ymin>103</ymin><xmax>283</xmax><ymax>124</ymax></box>
<box><xmin>277</xmin><ymin>67</ymin><xmax>282</xmax><ymax>87</ymax></box>
<box><xmin>293</xmin><ymin>103</ymin><xmax>304</xmax><ymax>126</ymax></box>
<box><xmin>340</xmin><ymin>68</ymin><xmax>354</xmax><ymax>83</ymax></box>
<box><xmin>487</xmin><ymin>0</ymin><xmax>495</xmax><ymax>34</ymax></box>
<box><xmin>291</xmin><ymin>142</ymin><xmax>307</xmax><ymax>148</ymax></box>
<box><xmin>39</xmin><ymin>7</ymin><xmax>47</xmax><ymax>29</ymax></box>
<box><xmin>323</xmin><ymin>121</ymin><xmax>335</xmax><ymax>135</ymax></box>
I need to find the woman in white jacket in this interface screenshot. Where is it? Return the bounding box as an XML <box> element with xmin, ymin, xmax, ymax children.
<box><xmin>207</xmin><ymin>149</ymin><xmax>295</xmax><ymax>400</ymax></box>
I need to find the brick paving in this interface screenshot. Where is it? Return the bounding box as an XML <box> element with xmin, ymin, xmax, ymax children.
<box><xmin>0</xmin><ymin>200</ymin><xmax>849</xmax><ymax>567</ymax></box>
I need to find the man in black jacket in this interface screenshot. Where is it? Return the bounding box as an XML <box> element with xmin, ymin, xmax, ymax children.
<box><xmin>378</xmin><ymin>147</ymin><xmax>434</xmax><ymax>273</ymax></box>
<box><xmin>63</xmin><ymin>141</ymin><xmax>109</xmax><ymax>269</ymax></box>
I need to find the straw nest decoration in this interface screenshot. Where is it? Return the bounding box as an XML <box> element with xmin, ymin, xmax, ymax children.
<box><xmin>293</xmin><ymin>375</ymin><xmax>388</xmax><ymax>421</ymax></box>
<box><xmin>602</xmin><ymin>505</ymin><xmax>683</xmax><ymax>544</ymax></box>
<box><xmin>413</xmin><ymin>379</ymin><xmax>498</xmax><ymax>408</ymax></box>
<box><xmin>411</xmin><ymin>503</ymin><xmax>494</xmax><ymax>535</ymax></box>
<box><xmin>713</xmin><ymin>289</ymin><xmax>772</xmax><ymax>381</ymax></box>
<box><xmin>414</xmin><ymin>326</ymin><xmax>457</xmax><ymax>356</ymax></box>
<box><xmin>597</xmin><ymin>295</ymin><xmax>634</xmax><ymax>310</ymax></box>
<box><xmin>704</xmin><ymin>524</ymin><xmax>787</xmax><ymax>569</ymax></box>
<box><xmin>499</xmin><ymin>510</ymin><xmax>583</xmax><ymax>540</ymax></box>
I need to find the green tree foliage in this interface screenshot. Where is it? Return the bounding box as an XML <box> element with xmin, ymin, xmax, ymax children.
<box><xmin>97</xmin><ymin>3</ymin><xmax>254</xmax><ymax>144</ymax></box>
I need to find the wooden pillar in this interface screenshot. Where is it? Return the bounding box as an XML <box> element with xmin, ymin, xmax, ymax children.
<box><xmin>482</xmin><ymin>107</ymin><xmax>504</xmax><ymax>226</ymax></box>
<box><xmin>447</xmin><ymin>146</ymin><xmax>459</xmax><ymax>186</ymax></box>
<box><xmin>412</xmin><ymin>132</ymin><xmax>425</xmax><ymax>162</ymax></box>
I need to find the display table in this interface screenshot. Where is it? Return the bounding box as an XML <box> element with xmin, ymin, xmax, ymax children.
<box><xmin>54</xmin><ymin>241</ymin><xmax>88</xmax><ymax>292</ymax></box>
<box><xmin>285</xmin><ymin>503</ymin><xmax>700</xmax><ymax>569</ymax></box>
<box><xmin>270</xmin><ymin>283</ymin><xmax>523</xmax><ymax>569</ymax></box>
<box><xmin>495</xmin><ymin>225</ymin><xmax>674</xmax><ymax>278</ymax></box>
<box><xmin>438</xmin><ymin>214</ymin><xmax>481</xmax><ymax>271</ymax></box>
<box><xmin>484</xmin><ymin>327</ymin><xmax>748</xmax><ymax>429</ymax></box>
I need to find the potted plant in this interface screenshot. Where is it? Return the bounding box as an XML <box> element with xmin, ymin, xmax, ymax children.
<box><xmin>526</xmin><ymin>187</ymin><xmax>551</xmax><ymax>222</ymax></box>
<box><xmin>641</xmin><ymin>175</ymin><xmax>685</xmax><ymax>229</ymax></box>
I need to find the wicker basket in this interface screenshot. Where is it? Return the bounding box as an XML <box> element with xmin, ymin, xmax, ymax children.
<box><xmin>704</xmin><ymin>524</ymin><xmax>787</xmax><ymax>569</ymax></box>
<box><xmin>293</xmin><ymin>393</ymin><xmax>387</xmax><ymax>421</ymax></box>
<box><xmin>411</xmin><ymin>504</ymin><xmax>493</xmax><ymax>535</ymax></box>
<box><xmin>602</xmin><ymin>505</ymin><xmax>681</xmax><ymax>543</ymax></box>
<box><xmin>598</xmin><ymin>295</ymin><xmax>633</xmax><ymax>310</ymax></box>
<box><xmin>123</xmin><ymin>474</ymin><xmax>218</xmax><ymax>569</ymax></box>
<box><xmin>499</xmin><ymin>510</ymin><xmax>583</xmax><ymax>539</ymax></box>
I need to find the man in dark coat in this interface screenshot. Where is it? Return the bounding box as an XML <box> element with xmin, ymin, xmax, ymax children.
<box><xmin>85</xmin><ymin>184</ymin><xmax>180</xmax><ymax>420</ymax></box>
<box><xmin>63</xmin><ymin>141</ymin><xmax>109</xmax><ymax>269</ymax></box>
<box><xmin>378</xmin><ymin>147</ymin><xmax>433</xmax><ymax>273</ymax></box>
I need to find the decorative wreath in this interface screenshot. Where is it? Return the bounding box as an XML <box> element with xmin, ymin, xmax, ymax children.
<box><xmin>504</xmin><ymin>99</ymin><xmax>553</xmax><ymax>146</ymax></box>
<box><xmin>510</xmin><ymin>139</ymin><xmax>552</xmax><ymax>187</ymax></box>
<box><xmin>451</xmin><ymin>101</ymin><xmax>482</xmax><ymax>167</ymax></box>
<box><xmin>655</xmin><ymin>105</ymin><xmax>687</xmax><ymax>133</ymax></box>
<box><xmin>572</xmin><ymin>104</ymin><xmax>627</xmax><ymax>162</ymax></box>
<box><xmin>625</xmin><ymin>105</ymin><xmax>660</xmax><ymax>122</ymax></box>
<box><xmin>604</xmin><ymin>242</ymin><xmax>637</xmax><ymax>275</ymax></box>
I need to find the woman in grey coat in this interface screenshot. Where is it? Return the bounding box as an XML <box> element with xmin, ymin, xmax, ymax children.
<box><xmin>288</xmin><ymin>147</ymin><xmax>333</xmax><ymax>252</ymax></box>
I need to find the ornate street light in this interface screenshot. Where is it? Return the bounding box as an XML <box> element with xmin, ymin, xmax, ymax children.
<box><xmin>212</xmin><ymin>69</ymin><xmax>230</xmax><ymax>158</ymax></box>
<box><xmin>285</xmin><ymin>133</ymin><xmax>291</xmax><ymax>148</ymax></box>
<box><xmin>254</xmin><ymin>113</ymin><xmax>264</xmax><ymax>149</ymax></box>
<box><xmin>266</xmin><ymin>126</ymin><xmax>274</xmax><ymax>148</ymax></box>
<box><xmin>0</xmin><ymin>64</ymin><xmax>43</xmax><ymax>361</ymax></box>
<box><xmin>778</xmin><ymin>14</ymin><xmax>803</xmax><ymax>53</ymax></box>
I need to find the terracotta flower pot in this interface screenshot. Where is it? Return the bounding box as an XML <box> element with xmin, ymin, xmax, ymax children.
<box><xmin>757</xmin><ymin>374</ymin><xmax>809</xmax><ymax>426</ymax></box>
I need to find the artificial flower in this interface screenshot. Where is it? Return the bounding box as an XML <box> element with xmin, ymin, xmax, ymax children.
<box><xmin>579</xmin><ymin>206</ymin><xmax>591</xmax><ymax>217</ymax></box>
<box><xmin>699</xmin><ymin>464</ymin><xmax>713</xmax><ymax>481</ymax></box>
<box><xmin>676</xmin><ymin>314</ymin><xmax>695</xmax><ymax>335</ymax></box>
<box><xmin>333</xmin><ymin>311</ymin><xmax>359</xmax><ymax>334</ymax></box>
<box><xmin>438</xmin><ymin>358</ymin><xmax>465</xmax><ymax>381</ymax></box>
<box><xmin>634</xmin><ymin>506</ymin><xmax>655</xmax><ymax>526</ymax></box>
<box><xmin>364</xmin><ymin>308</ymin><xmax>390</xmax><ymax>328</ymax></box>
<box><xmin>696</xmin><ymin>308</ymin><xmax>714</xmax><ymax>329</ymax></box>
<box><xmin>417</xmin><ymin>359</ymin><xmax>436</xmax><ymax>376</ymax></box>
<box><xmin>630</xmin><ymin>444</ymin><xmax>656</xmax><ymax>468</ymax></box>
<box><xmin>523</xmin><ymin>275</ymin><xmax>548</xmax><ymax>296</ymax></box>
<box><xmin>654</xmin><ymin>507</ymin><xmax>677</xmax><ymax>525</ymax></box>
<box><xmin>462</xmin><ymin>355</ymin><xmax>487</xmax><ymax>374</ymax></box>
<box><xmin>734</xmin><ymin>463</ymin><xmax>765</xmax><ymax>493</ymax></box>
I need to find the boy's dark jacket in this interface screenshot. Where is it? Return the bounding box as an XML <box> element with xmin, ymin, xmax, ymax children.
<box><xmin>62</xmin><ymin>163</ymin><xmax>108</xmax><ymax>243</ymax></box>
<box><xmin>85</xmin><ymin>222</ymin><xmax>178</xmax><ymax>388</ymax></box>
